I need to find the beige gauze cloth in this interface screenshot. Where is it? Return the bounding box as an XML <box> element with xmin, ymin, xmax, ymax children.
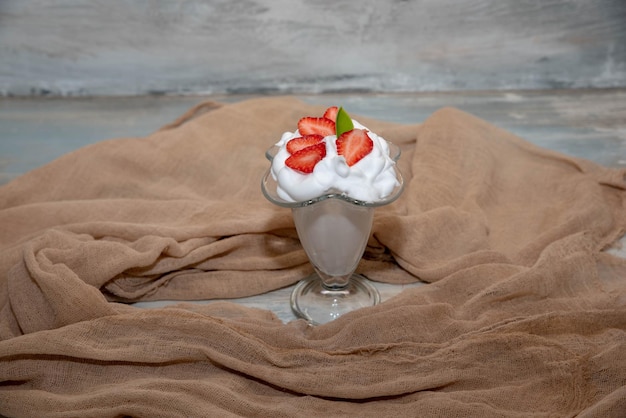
<box><xmin>0</xmin><ymin>97</ymin><xmax>625</xmax><ymax>417</ymax></box>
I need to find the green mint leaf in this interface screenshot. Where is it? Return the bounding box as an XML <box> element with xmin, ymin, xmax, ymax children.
<box><xmin>335</xmin><ymin>107</ymin><xmax>354</xmax><ymax>137</ymax></box>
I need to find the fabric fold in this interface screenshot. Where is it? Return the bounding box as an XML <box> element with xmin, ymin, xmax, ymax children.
<box><xmin>0</xmin><ymin>97</ymin><xmax>625</xmax><ymax>417</ymax></box>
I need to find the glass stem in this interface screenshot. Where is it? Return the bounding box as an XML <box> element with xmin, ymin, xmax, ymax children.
<box><xmin>316</xmin><ymin>269</ymin><xmax>352</xmax><ymax>290</ymax></box>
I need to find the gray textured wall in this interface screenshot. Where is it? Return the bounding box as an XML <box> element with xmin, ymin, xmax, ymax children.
<box><xmin>0</xmin><ymin>0</ymin><xmax>624</xmax><ymax>97</ymax></box>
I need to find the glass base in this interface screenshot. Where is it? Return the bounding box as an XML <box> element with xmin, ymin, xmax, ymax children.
<box><xmin>290</xmin><ymin>274</ymin><xmax>381</xmax><ymax>325</ymax></box>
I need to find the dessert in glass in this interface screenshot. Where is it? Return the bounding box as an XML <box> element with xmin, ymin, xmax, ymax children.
<box><xmin>261</xmin><ymin>106</ymin><xmax>403</xmax><ymax>325</ymax></box>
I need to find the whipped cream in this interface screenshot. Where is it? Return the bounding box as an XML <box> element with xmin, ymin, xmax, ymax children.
<box><xmin>271</xmin><ymin>119</ymin><xmax>400</xmax><ymax>202</ymax></box>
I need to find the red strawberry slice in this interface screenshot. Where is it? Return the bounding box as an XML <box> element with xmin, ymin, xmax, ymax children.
<box><xmin>286</xmin><ymin>134</ymin><xmax>324</xmax><ymax>154</ymax></box>
<box><xmin>336</xmin><ymin>129</ymin><xmax>373</xmax><ymax>166</ymax></box>
<box><xmin>298</xmin><ymin>117</ymin><xmax>335</xmax><ymax>137</ymax></box>
<box><xmin>285</xmin><ymin>142</ymin><xmax>327</xmax><ymax>174</ymax></box>
<box><xmin>323</xmin><ymin>106</ymin><xmax>339</xmax><ymax>122</ymax></box>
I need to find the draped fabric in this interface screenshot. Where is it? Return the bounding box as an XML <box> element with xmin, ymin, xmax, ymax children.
<box><xmin>1</xmin><ymin>97</ymin><xmax>625</xmax><ymax>417</ymax></box>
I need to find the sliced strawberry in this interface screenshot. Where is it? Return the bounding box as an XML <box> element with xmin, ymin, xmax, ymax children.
<box><xmin>286</xmin><ymin>134</ymin><xmax>324</xmax><ymax>154</ymax></box>
<box><xmin>298</xmin><ymin>117</ymin><xmax>335</xmax><ymax>137</ymax></box>
<box><xmin>336</xmin><ymin>129</ymin><xmax>373</xmax><ymax>166</ymax></box>
<box><xmin>285</xmin><ymin>142</ymin><xmax>327</xmax><ymax>174</ymax></box>
<box><xmin>323</xmin><ymin>106</ymin><xmax>339</xmax><ymax>122</ymax></box>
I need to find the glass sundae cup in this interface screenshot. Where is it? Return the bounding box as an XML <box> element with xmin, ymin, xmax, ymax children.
<box><xmin>261</xmin><ymin>141</ymin><xmax>403</xmax><ymax>325</ymax></box>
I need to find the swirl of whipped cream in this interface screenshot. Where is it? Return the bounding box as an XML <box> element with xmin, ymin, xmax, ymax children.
<box><xmin>270</xmin><ymin>119</ymin><xmax>400</xmax><ymax>202</ymax></box>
